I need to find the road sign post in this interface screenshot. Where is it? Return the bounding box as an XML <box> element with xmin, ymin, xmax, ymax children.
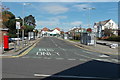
<box><xmin>16</xmin><ymin>21</ymin><xmax>20</xmax><ymax>49</ymax></box>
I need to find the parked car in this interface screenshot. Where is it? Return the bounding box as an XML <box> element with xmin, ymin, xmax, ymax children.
<box><xmin>11</xmin><ymin>38</ymin><xmax>22</xmax><ymax>41</ymax></box>
<box><xmin>9</xmin><ymin>38</ymin><xmax>15</xmax><ymax>43</ymax></box>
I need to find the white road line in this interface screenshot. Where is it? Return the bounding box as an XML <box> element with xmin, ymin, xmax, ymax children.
<box><xmin>95</xmin><ymin>59</ymin><xmax>112</xmax><ymax>62</ymax></box>
<box><xmin>55</xmin><ymin>44</ymin><xmax>58</xmax><ymax>46</ymax></box>
<box><xmin>44</xmin><ymin>57</ymin><xmax>51</xmax><ymax>59</ymax></box>
<box><xmin>55</xmin><ymin>52</ymin><xmax>60</xmax><ymax>56</ymax></box>
<box><xmin>36</xmin><ymin>52</ymin><xmax>39</xmax><ymax>56</ymax></box>
<box><xmin>58</xmin><ymin>46</ymin><xmax>66</xmax><ymax>51</ymax></box>
<box><xmin>82</xmin><ymin>51</ymin><xmax>99</xmax><ymax>57</ymax></box>
<box><xmin>62</xmin><ymin>49</ymin><xmax>66</xmax><ymax>51</ymax></box>
<box><xmin>50</xmin><ymin>38</ymin><xmax>58</xmax><ymax>47</ymax></box>
<box><xmin>40</xmin><ymin>52</ymin><xmax>45</xmax><ymax>56</ymax></box>
<box><xmin>39</xmin><ymin>49</ymin><xmax>42</xmax><ymax>51</ymax></box>
<box><xmin>99</xmin><ymin>55</ymin><xmax>109</xmax><ymax>57</ymax></box>
<box><xmin>68</xmin><ymin>59</ymin><xmax>76</xmax><ymax>60</ymax></box>
<box><xmin>34</xmin><ymin>74</ymin><xmax>111</xmax><ymax>79</ymax></box>
<box><xmin>49</xmin><ymin>52</ymin><xmax>52</xmax><ymax>55</ymax></box>
<box><xmin>56</xmin><ymin>58</ymin><xmax>64</xmax><ymax>60</ymax></box>
<box><xmin>34</xmin><ymin>74</ymin><xmax>51</xmax><ymax>77</ymax></box>
<box><xmin>74</xmin><ymin>52</ymin><xmax>96</xmax><ymax>59</ymax></box>
<box><xmin>79</xmin><ymin>54</ymin><xmax>91</xmax><ymax>59</ymax></box>
<box><xmin>79</xmin><ymin>59</ymin><xmax>88</xmax><ymax>61</ymax></box>
<box><xmin>111</xmin><ymin>59</ymin><xmax>119</xmax><ymax>62</ymax></box>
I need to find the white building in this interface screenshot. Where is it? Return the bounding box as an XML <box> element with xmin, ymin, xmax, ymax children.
<box><xmin>41</xmin><ymin>27</ymin><xmax>61</xmax><ymax>37</ymax></box>
<box><xmin>49</xmin><ymin>28</ymin><xmax>61</xmax><ymax>35</ymax></box>
<box><xmin>93</xmin><ymin>19</ymin><xmax>118</xmax><ymax>38</ymax></box>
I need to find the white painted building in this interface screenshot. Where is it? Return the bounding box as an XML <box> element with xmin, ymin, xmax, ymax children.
<box><xmin>41</xmin><ymin>27</ymin><xmax>61</xmax><ymax>37</ymax></box>
<box><xmin>93</xmin><ymin>19</ymin><xmax>118</xmax><ymax>37</ymax></box>
<box><xmin>48</xmin><ymin>28</ymin><xmax>60</xmax><ymax>35</ymax></box>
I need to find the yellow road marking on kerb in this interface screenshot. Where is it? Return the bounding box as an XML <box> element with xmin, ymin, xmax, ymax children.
<box><xmin>62</xmin><ymin>39</ymin><xmax>119</xmax><ymax>56</ymax></box>
<box><xmin>74</xmin><ymin>44</ymin><xmax>119</xmax><ymax>56</ymax></box>
<box><xmin>1</xmin><ymin>43</ymin><xmax>36</xmax><ymax>58</ymax></box>
<box><xmin>13</xmin><ymin>43</ymin><xmax>36</xmax><ymax>58</ymax></box>
<box><xmin>1</xmin><ymin>38</ymin><xmax>42</xmax><ymax>58</ymax></box>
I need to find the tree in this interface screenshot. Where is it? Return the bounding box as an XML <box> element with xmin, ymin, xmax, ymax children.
<box><xmin>24</xmin><ymin>15</ymin><xmax>36</xmax><ymax>37</ymax></box>
<box><xmin>24</xmin><ymin>15</ymin><xmax>36</xmax><ymax>28</ymax></box>
<box><xmin>104</xmin><ymin>28</ymin><xmax>113</xmax><ymax>37</ymax></box>
<box><xmin>2</xmin><ymin>10</ymin><xmax>17</xmax><ymax>37</ymax></box>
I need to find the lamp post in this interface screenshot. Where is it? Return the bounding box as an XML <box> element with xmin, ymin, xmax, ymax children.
<box><xmin>22</xmin><ymin>3</ymin><xmax>31</xmax><ymax>47</ymax></box>
<box><xmin>83</xmin><ymin>7</ymin><xmax>95</xmax><ymax>28</ymax></box>
<box><xmin>83</xmin><ymin>7</ymin><xmax>96</xmax><ymax>46</ymax></box>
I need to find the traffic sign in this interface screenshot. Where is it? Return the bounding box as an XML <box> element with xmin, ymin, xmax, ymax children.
<box><xmin>16</xmin><ymin>21</ymin><xmax>20</xmax><ymax>29</ymax></box>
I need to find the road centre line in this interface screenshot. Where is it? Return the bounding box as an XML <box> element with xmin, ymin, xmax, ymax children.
<box><xmin>58</xmin><ymin>46</ymin><xmax>66</xmax><ymax>51</ymax></box>
<box><xmin>50</xmin><ymin>37</ymin><xmax>58</xmax><ymax>47</ymax></box>
<box><xmin>50</xmin><ymin>38</ymin><xmax>66</xmax><ymax>51</ymax></box>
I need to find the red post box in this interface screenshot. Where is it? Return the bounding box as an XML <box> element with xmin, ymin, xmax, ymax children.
<box><xmin>4</xmin><ymin>35</ymin><xmax>9</xmax><ymax>50</ymax></box>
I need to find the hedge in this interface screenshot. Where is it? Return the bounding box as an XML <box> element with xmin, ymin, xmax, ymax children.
<box><xmin>104</xmin><ymin>36</ymin><xmax>120</xmax><ymax>42</ymax></box>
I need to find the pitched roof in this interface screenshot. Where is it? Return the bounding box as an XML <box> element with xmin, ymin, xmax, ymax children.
<box><xmin>54</xmin><ymin>27</ymin><xmax>60</xmax><ymax>31</ymax></box>
<box><xmin>94</xmin><ymin>19</ymin><xmax>111</xmax><ymax>26</ymax></box>
<box><xmin>42</xmin><ymin>27</ymin><xmax>49</xmax><ymax>31</ymax></box>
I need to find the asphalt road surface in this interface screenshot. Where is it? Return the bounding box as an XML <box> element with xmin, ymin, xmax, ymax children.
<box><xmin>2</xmin><ymin>37</ymin><xmax>120</xmax><ymax>80</ymax></box>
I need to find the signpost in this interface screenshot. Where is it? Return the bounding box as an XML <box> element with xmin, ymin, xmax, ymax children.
<box><xmin>16</xmin><ymin>21</ymin><xmax>20</xmax><ymax>49</ymax></box>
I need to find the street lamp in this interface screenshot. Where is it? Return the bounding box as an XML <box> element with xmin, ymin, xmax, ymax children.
<box><xmin>83</xmin><ymin>7</ymin><xmax>95</xmax><ymax>28</ymax></box>
<box><xmin>21</xmin><ymin>3</ymin><xmax>31</xmax><ymax>47</ymax></box>
<box><xmin>22</xmin><ymin>2</ymin><xmax>31</xmax><ymax>41</ymax></box>
<box><xmin>83</xmin><ymin>7</ymin><xmax>96</xmax><ymax>46</ymax></box>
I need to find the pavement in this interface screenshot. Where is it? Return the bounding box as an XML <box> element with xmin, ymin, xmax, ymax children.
<box><xmin>2</xmin><ymin>37</ymin><xmax>120</xmax><ymax>79</ymax></box>
<box><xmin>0</xmin><ymin>38</ymin><xmax>41</xmax><ymax>57</ymax></box>
<box><xmin>60</xmin><ymin>38</ymin><xmax>119</xmax><ymax>56</ymax></box>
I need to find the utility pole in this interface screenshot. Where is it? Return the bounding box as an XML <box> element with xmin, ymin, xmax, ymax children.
<box><xmin>22</xmin><ymin>3</ymin><xmax>31</xmax><ymax>47</ymax></box>
<box><xmin>83</xmin><ymin>7</ymin><xmax>96</xmax><ymax>46</ymax></box>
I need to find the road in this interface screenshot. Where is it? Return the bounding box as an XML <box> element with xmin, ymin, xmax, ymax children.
<box><xmin>2</xmin><ymin>37</ymin><xmax>119</xmax><ymax>80</ymax></box>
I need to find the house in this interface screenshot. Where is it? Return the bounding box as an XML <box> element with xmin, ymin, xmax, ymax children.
<box><xmin>41</xmin><ymin>27</ymin><xmax>49</xmax><ymax>36</ymax></box>
<box><xmin>50</xmin><ymin>28</ymin><xmax>61</xmax><ymax>35</ymax></box>
<box><xmin>93</xmin><ymin>19</ymin><xmax>118</xmax><ymax>38</ymax></box>
<box><xmin>41</xmin><ymin>27</ymin><xmax>61</xmax><ymax>37</ymax></box>
<box><xmin>68</xmin><ymin>27</ymin><xmax>86</xmax><ymax>40</ymax></box>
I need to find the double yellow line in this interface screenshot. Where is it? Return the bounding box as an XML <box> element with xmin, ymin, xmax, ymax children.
<box><xmin>1</xmin><ymin>38</ymin><xmax>42</xmax><ymax>58</ymax></box>
<box><xmin>61</xmin><ymin>39</ymin><xmax>119</xmax><ymax>56</ymax></box>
